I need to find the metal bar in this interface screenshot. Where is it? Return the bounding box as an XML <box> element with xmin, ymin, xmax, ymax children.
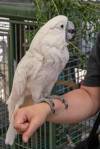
<box><xmin>0</xmin><ymin>32</ymin><xmax>8</xmax><ymax>36</ymax></box>
<box><xmin>49</xmin><ymin>123</ymin><xmax>56</xmax><ymax>149</ymax></box>
<box><xmin>0</xmin><ymin>19</ymin><xmax>34</xmax><ymax>26</ymax></box>
<box><xmin>8</xmin><ymin>22</ymin><xmax>15</xmax><ymax>92</ymax></box>
<box><xmin>0</xmin><ymin>3</ymin><xmax>35</xmax><ymax>19</ymax></box>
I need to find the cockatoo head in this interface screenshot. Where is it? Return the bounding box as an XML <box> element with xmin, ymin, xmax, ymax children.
<box><xmin>30</xmin><ymin>15</ymin><xmax>75</xmax><ymax>54</ymax></box>
<box><xmin>39</xmin><ymin>15</ymin><xmax>76</xmax><ymax>42</ymax></box>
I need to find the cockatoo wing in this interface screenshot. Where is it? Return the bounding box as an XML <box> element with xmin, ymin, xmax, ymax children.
<box><xmin>7</xmin><ymin>53</ymin><xmax>43</xmax><ymax>120</ymax></box>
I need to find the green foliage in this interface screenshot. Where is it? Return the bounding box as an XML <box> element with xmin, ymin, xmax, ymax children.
<box><xmin>32</xmin><ymin>0</ymin><xmax>100</xmax><ymax>68</ymax></box>
<box><xmin>33</xmin><ymin>0</ymin><xmax>99</xmax><ymax>29</ymax></box>
<box><xmin>33</xmin><ymin>0</ymin><xmax>99</xmax><ymax>43</ymax></box>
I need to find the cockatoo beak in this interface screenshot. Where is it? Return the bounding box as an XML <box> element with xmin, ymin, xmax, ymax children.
<box><xmin>65</xmin><ymin>21</ymin><xmax>76</xmax><ymax>41</ymax></box>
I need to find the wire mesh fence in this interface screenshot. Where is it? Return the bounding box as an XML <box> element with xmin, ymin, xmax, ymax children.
<box><xmin>0</xmin><ymin>17</ymin><xmax>10</xmax><ymax>149</ymax></box>
<box><xmin>0</xmin><ymin>7</ymin><xmax>99</xmax><ymax>149</ymax></box>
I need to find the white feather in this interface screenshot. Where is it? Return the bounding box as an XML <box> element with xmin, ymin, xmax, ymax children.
<box><xmin>5</xmin><ymin>15</ymin><xmax>75</xmax><ymax>145</ymax></box>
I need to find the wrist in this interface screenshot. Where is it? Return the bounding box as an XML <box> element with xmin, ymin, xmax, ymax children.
<box><xmin>46</xmin><ymin>95</ymin><xmax>68</xmax><ymax>122</ymax></box>
<box><xmin>52</xmin><ymin>98</ymin><xmax>65</xmax><ymax>112</ymax></box>
<box><xmin>39</xmin><ymin>102</ymin><xmax>52</xmax><ymax>115</ymax></box>
<box><xmin>38</xmin><ymin>95</ymin><xmax>68</xmax><ymax>115</ymax></box>
<box><xmin>47</xmin><ymin>98</ymin><xmax>64</xmax><ymax>116</ymax></box>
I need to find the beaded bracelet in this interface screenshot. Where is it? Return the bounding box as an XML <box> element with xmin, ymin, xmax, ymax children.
<box><xmin>40</xmin><ymin>99</ymin><xmax>55</xmax><ymax>113</ymax></box>
<box><xmin>39</xmin><ymin>95</ymin><xmax>68</xmax><ymax>114</ymax></box>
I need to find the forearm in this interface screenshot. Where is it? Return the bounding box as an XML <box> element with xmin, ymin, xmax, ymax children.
<box><xmin>47</xmin><ymin>86</ymin><xmax>100</xmax><ymax>124</ymax></box>
<box><xmin>14</xmin><ymin>86</ymin><xmax>100</xmax><ymax>142</ymax></box>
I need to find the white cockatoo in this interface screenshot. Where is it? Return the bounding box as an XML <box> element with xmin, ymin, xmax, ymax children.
<box><xmin>5</xmin><ymin>15</ymin><xmax>75</xmax><ymax>145</ymax></box>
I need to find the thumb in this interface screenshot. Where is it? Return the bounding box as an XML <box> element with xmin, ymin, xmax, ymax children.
<box><xmin>15</xmin><ymin>122</ymin><xmax>29</xmax><ymax>133</ymax></box>
<box><xmin>22</xmin><ymin>118</ymin><xmax>42</xmax><ymax>143</ymax></box>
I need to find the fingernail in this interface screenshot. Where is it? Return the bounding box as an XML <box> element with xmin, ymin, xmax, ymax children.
<box><xmin>23</xmin><ymin>136</ymin><xmax>28</xmax><ymax>143</ymax></box>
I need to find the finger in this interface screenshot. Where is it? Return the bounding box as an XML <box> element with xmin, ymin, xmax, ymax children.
<box><xmin>14</xmin><ymin>122</ymin><xmax>29</xmax><ymax>133</ymax></box>
<box><xmin>22</xmin><ymin>118</ymin><xmax>42</xmax><ymax>143</ymax></box>
<box><xmin>14</xmin><ymin>111</ymin><xmax>27</xmax><ymax>126</ymax></box>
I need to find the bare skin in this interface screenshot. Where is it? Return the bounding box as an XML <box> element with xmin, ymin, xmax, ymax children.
<box><xmin>14</xmin><ymin>85</ymin><xmax>100</xmax><ymax>143</ymax></box>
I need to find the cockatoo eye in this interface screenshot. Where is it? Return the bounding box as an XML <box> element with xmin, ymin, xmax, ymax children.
<box><xmin>60</xmin><ymin>24</ymin><xmax>64</xmax><ymax>28</ymax></box>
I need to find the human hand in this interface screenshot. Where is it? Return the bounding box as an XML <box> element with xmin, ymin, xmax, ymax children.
<box><xmin>14</xmin><ymin>103</ymin><xmax>51</xmax><ymax>143</ymax></box>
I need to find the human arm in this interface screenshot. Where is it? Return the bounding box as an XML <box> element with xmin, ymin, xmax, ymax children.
<box><xmin>14</xmin><ymin>32</ymin><xmax>100</xmax><ymax>142</ymax></box>
<box><xmin>14</xmin><ymin>85</ymin><xmax>100</xmax><ymax>143</ymax></box>
<box><xmin>48</xmin><ymin>32</ymin><xmax>100</xmax><ymax>124</ymax></box>
<box><xmin>47</xmin><ymin>85</ymin><xmax>100</xmax><ymax>124</ymax></box>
